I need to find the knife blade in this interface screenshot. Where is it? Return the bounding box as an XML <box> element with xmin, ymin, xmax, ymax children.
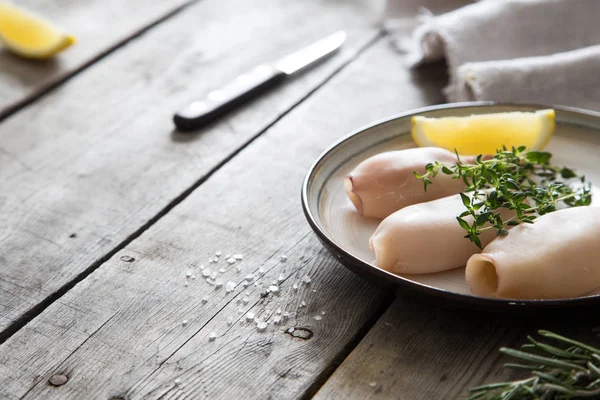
<box><xmin>173</xmin><ymin>31</ymin><xmax>347</xmax><ymax>131</ymax></box>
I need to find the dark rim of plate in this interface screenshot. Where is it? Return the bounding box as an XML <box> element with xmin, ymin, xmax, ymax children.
<box><xmin>301</xmin><ymin>101</ymin><xmax>600</xmax><ymax>310</ymax></box>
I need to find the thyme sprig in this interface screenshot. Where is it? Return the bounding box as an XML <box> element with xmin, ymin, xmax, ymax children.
<box><xmin>414</xmin><ymin>146</ymin><xmax>592</xmax><ymax>248</ymax></box>
<box><xmin>466</xmin><ymin>330</ymin><xmax>600</xmax><ymax>400</ymax></box>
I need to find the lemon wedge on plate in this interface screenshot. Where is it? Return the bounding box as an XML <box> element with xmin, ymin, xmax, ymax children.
<box><xmin>0</xmin><ymin>2</ymin><xmax>75</xmax><ymax>59</ymax></box>
<box><xmin>411</xmin><ymin>109</ymin><xmax>555</xmax><ymax>155</ymax></box>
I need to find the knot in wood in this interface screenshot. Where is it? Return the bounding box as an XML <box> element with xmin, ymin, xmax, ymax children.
<box><xmin>48</xmin><ymin>374</ymin><xmax>68</xmax><ymax>386</ymax></box>
<box><xmin>285</xmin><ymin>327</ymin><xmax>313</xmax><ymax>340</ymax></box>
<box><xmin>119</xmin><ymin>255</ymin><xmax>135</xmax><ymax>263</ymax></box>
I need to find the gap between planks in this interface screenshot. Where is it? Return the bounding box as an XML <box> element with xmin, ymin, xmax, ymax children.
<box><xmin>0</xmin><ymin>0</ymin><xmax>199</xmax><ymax>123</ymax></box>
<box><xmin>0</xmin><ymin>32</ymin><xmax>383</xmax><ymax>347</ymax></box>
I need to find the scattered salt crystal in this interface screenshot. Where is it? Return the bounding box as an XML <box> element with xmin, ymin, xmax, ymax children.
<box><xmin>269</xmin><ymin>285</ymin><xmax>279</xmax><ymax>293</ymax></box>
<box><xmin>290</xmin><ymin>312</ymin><xmax>296</xmax><ymax>318</ymax></box>
<box><xmin>266</xmin><ymin>309</ymin><xmax>270</xmax><ymax>314</ymax></box>
<box><xmin>224</xmin><ymin>254</ymin><xmax>231</xmax><ymax>259</ymax></box>
<box><xmin>242</xmin><ymin>297</ymin><xmax>250</xmax><ymax>304</ymax></box>
<box><xmin>287</xmin><ymin>327</ymin><xmax>295</xmax><ymax>333</ymax></box>
<box><xmin>233</xmin><ymin>254</ymin><xmax>243</xmax><ymax>260</ymax></box>
<box><xmin>238</xmin><ymin>309</ymin><xmax>244</xmax><ymax>314</ymax></box>
<box><xmin>174</xmin><ymin>378</ymin><xmax>181</xmax><ymax>384</ymax></box>
<box><xmin>215</xmin><ymin>251</ymin><xmax>222</xmax><ymax>256</ymax></box>
<box><xmin>369</xmin><ymin>382</ymin><xmax>377</xmax><ymax>387</ymax></box>
<box><xmin>272</xmin><ymin>280</ymin><xmax>278</xmax><ymax>285</ymax></box>
<box><xmin>211</xmin><ymin>272</ymin><xmax>218</xmax><ymax>279</ymax></box>
<box><xmin>279</xmin><ymin>255</ymin><xmax>288</xmax><ymax>262</ymax></box>
<box><xmin>314</xmin><ymin>315</ymin><xmax>322</xmax><ymax>321</ymax></box>
<box><xmin>186</xmin><ymin>271</ymin><xmax>192</xmax><ymax>277</ymax></box>
<box><xmin>292</xmin><ymin>283</ymin><xmax>298</xmax><ymax>290</ymax></box>
<box><xmin>191</xmin><ymin>275</ymin><xmax>196</xmax><ymax>280</ymax></box>
<box><xmin>202</xmin><ymin>296</ymin><xmax>209</xmax><ymax>304</ymax></box>
<box><xmin>200</xmin><ymin>264</ymin><xmax>205</xmax><ymax>269</ymax></box>
<box><xmin>245</xmin><ymin>291</ymin><xmax>251</xmax><ymax>296</ymax></box>
<box><xmin>219</xmin><ymin>268</ymin><xmax>226</xmax><ymax>273</ymax></box>
<box><xmin>214</xmin><ymin>279</ymin><xmax>224</xmax><ymax>288</ymax></box>
<box><xmin>300</xmin><ymin>301</ymin><xmax>306</xmax><ymax>307</ymax></box>
<box><xmin>302</xmin><ymin>276</ymin><xmax>311</xmax><ymax>284</ymax></box>
<box><xmin>184</xmin><ymin>282</ymin><xmax>189</xmax><ymax>287</ymax></box>
<box><xmin>208</xmin><ymin>332</ymin><xmax>217</xmax><ymax>341</ymax></box>
<box><xmin>213</xmin><ymin>257</ymin><xmax>219</xmax><ymax>263</ymax></box>
<box><xmin>202</xmin><ymin>268</ymin><xmax>211</xmax><ymax>277</ymax></box>
<box><xmin>227</xmin><ymin>317</ymin><xmax>233</xmax><ymax>326</ymax></box>
<box><xmin>246</xmin><ymin>312</ymin><xmax>255</xmax><ymax>322</ymax></box>
<box><xmin>276</xmin><ymin>308</ymin><xmax>282</xmax><ymax>314</ymax></box>
<box><xmin>227</xmin><ymin>258</ymin><xmax>236</xmax><ymax>264</ymax></box>
<box><xmin>254</xmin><ymin>282</ymin><xmax>259</xmax><ymax>286</ymax></box>
<box><xmin>312</xmin><ymin>289</ymin><xmax>317</xmax><ymax>293</ymax></box>
<box><xmin>245</xmin><ymin>274</ymin><xmax>255</xmax><ymax>282</ymax></box>
<box><xmin>182</xmin><ymin>320</ymin><xmax>188</xmax><ymax>326</ymax></box>
<box><xmin>278</xmin><ymin>274</ymin><xmax>285</xmax><ymax>283</ymax></box>
<box><xmin>226</xmin><ymin>281</ymin><xmax>236</xmax><ymax>293</ymax></box>
<box><xmin>321</xmin><ymin>311</ymin><xmax>326</xmax><ymax>315</ymax></box>
<box><xmin>241</xmin><ymin>280</ymin><xmax>249</xmax><ymax>287</ymax></box>
<box><xmin>258</xmin><ymin>266</ymin><xmax>264</xmax><ymax>274</ymax></box>
<box><xmin>256</xmin><ymin>321</ymin><xmax>268</xmax><ymax>331</ymax></box>
<box><xmin>273</xmin><ymin>316</ymin><xmax>282</xmax><ymax>324</ymax></box>
<box><xmin>236</xmin><ymin>266</ymin><xmax>242</xmax><ymax>273</ymax></box>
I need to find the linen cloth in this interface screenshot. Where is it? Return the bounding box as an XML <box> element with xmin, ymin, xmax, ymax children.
<box><xmin>387</xmin><ymin>0</ymin><xmax>600</xmax><ymax>109</ymax></box>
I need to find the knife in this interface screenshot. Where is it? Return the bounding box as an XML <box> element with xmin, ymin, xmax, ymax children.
<box><xmin>173</xmin><ymin>31</ymin><xmax>347</xmax><ymax>131</ymax></box>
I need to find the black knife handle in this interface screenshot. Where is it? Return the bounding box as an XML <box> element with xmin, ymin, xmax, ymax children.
<box><xmin>173</xmin><ymin>64</ymin><xmax>286</xmax><ymax>131</ymax></box>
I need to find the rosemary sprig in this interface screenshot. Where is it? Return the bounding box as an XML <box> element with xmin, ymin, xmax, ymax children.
<box><xmin>466</xmin><ymin>330</ymin><xmax>600</xmax><ymax>400</ymax></box>
<box><xmin>413</xmin><ymin>146</ymin><xmax>592</xmax><ymax>248</ymax></box>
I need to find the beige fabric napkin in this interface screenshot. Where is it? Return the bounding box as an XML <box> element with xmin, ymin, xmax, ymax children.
<box><xmin>390</xmin><ymin>0</ymin><xmax>600</xmax><ymax>110</ymax></box>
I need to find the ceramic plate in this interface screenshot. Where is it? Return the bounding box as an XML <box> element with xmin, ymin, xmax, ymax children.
<box><xmin>302</xmin><ymin>103</ymin><xmax>600</xmax><ymax>310</ymax></box>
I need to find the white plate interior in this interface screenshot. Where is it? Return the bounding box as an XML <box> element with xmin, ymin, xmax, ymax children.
<box><xmin>310</xmin><ymin>105</ymin><xmax>600</xmax><ymax>298</ymax></box>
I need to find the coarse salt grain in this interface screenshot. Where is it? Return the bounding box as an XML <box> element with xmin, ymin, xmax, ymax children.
<box><xmin>242</xmin><ymin>297</ymin><xmax>250</xmax><ymax>304</ymax></box>
<box><xmin>273</xmin><ymin>316</ymin><xmax>282</xmax><ymax>325</ymax></box>
<box><xmin>245</xmin><ymin>274</ymin><xmax>255</xmax><ymax>282</ymax></box>
<box><xmin>314</xmin><ymin>315</ymin><xmax>322</xmax><ymax>321</ymax></box>
<box><xmin>186</xmin><ymin>271</ymin><xmax>192</xmax><ymax>277</ymax></box>
<box><xmin>256</xmin><ymin>321</ymin><xmax>268</xmax><ymax>331</ymax></box>
<box><xmin>278</xmin><ymin>274</ymin><xmax>285</xmax><ymax>283</ymax></box>
<box><xmin>233</xmin><ymin>254</ymin><xmax>243</xmax><ymax>260</ymax></box>
<box><xmin>279</xmin><ymin>255</ymin><xmax>287</xmax><ymax>262</ymax></box>
<box><xmin>258</xmin><ymin>267</ymin><xmax>264</xmax><ymax>274</ymax></box>
<box><xmin>227</xmin><ymin>258</ymin><xmax>236</xmax><ymax>264</ymax></box>
<box><xmin>184</xmin><ymin>282</ymin><xmax>189</xmax><ymax>287</ymax></box>
<box><xmin>202</xmin><ymin>296</ymin><xmax>209</xmax><ymax>304</ymax></box>
<box><xmin>202</xmin><ymin>269</ymin><xmax>211</xmax><ymax>277</ymax></box>
<box><xmin>200</xmin><ymin>264</ymin><xmax>205</xmax><ymax>269</ymax></box>
<box><xmin>215</xmin><ymin>251</ymin><xmax>222</xmax><ymax>256</ymax></box>
<box><xmin>276</xmin><ymin>308</ymin><xmax>282</xmax><ymax>314</ymax></box>
<box><xmin>312</xmin><ymin>289</ymin><xmax>317</xmax><ymax>293</ymax></box>
<box><xmin>300</xmin><ymin>301</ymin><xmax>306</xmax><ymax>307</ymax></box>
<box><xmin>191</xmin><ymin>275</ymin><xmax>196</xmax><ymax>280</ymax></box>
<box><xmin>369</xmin><ymin>382</ymin><xmax>377</xmax><ymax>387</ymax></box>
<box><xmin>227</xmin><ymin>317</ymin><xmax>233</xmax><ymax>326</ymax></box>
<box><xmin>211</xmin><ymin>272</ymin><xmax>218</xmax><ymax>279</ymax></box>
<box><xmin>287</xmin><ymin>327</ymin><xmax>295</xmax><ymax>333</ymax></box>
<box><xmin>219</xmin><ymin>268</ymin><xmax>226</xmax><ymax>273</ymax></box>
<box><xmin>214</xmin><ymin>279</ymin><xmax>224</xmax><ymax>288</ymax></box>
<box><xmin>292</xmin><ymin>283</ymin><xmax>298</xmax><ymax>290</ymax></box>
<box><xmin>226</xmin><ymin>281</ymin><xmax>236</xmax><ymax>292</ymax></box>
<box><xmin>302</xmin><ymin>276</ymin><xmax>311</xmax><ymax>284</ymax></box>
<box><xmin>246</xmin><ymin>312</ymin><xmax>255</xmax><ymax>321</ymax></box>
<box><xmin>208</xmin><ymin>332</ymin><xmax>217</xmax><ymax>341</ymax></box>
<box><xmin>269</xmin><ymin>285</ymin><xmax>279</xmax><ymax>293</ymax></box>
<box><xmin>174</xmin><ymin>378</ymin><xmax>181</xmax><ymax>384</ymax></box>
<box><xmin>241</xmin><ymin>280</ymin><xmax>249</xmax><ymax>287</ymax></box>
<box><xmin>182</xmin><ymin>320</ymin><xmax>188</xmax><ymax>326</ymax></box>
<box><xmin>321</xmin><ymin>311</ymin><xmax>326</xmax><ymax>315</ymax></box>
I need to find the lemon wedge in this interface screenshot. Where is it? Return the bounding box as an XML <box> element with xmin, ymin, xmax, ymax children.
<box><xmin>0</xmin><ymin>2</ymin><xmax>75</xmax><ymax>59</ymax></box>
<box><xmin>411</xmin><ymin>109</ymin><xmax>555</xmax><ymax>155</ymax></box>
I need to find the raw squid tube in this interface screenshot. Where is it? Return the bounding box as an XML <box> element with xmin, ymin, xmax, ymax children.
<box><xmin>345</xmin><ymin>147</ymin><xmax>474</xmax><ymax>220</ymax></box>
<box><xmin>370</xmin><ymin>193</ymin><xmax>501</xmax><ymax>274</ymax></box>
<box><xmin>466</xmin><ymin>206</ymin><xmax>600</xmax><ymax>300</ymax></box>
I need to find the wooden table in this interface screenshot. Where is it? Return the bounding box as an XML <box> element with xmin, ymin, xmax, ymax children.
<box><xmin>1</xmin><ymin>1</ymin><xmax>597</xmax><ymax>399</ymax></box>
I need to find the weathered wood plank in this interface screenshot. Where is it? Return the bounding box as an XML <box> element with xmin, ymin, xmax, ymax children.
<box><xmin>0</xmin><ymin>38</ymin><xmax>447</xmax><ymax>399</ymax></box>
<box><xmin>0</xmin><ymin>0</ymin><xmax>378</xmax><ymax>336</ymax></box>
<box><xmin>314</xmin><ymin>296</ymin><xmax>600</xmax><ymax>400</ymax></box>
<box><xmin>0</xmin><ymin>0</ymin><xmax>195</xmax><ymax>117</ymax></box>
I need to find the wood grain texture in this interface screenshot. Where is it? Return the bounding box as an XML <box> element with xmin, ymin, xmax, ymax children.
<box><xmin>0</xmin><ymin>38</ymin><xmax>448</xmax><ymax>399</ymax></box>
<box><xmin>0</xmin><ymin>0</ymin><xmax>378</xmax><ymax>335</ymax></box>
<box><xmin>0</xmin><ymin>0</ymin><xmax>195</xmax><ymax>117</ymax></box>
<box><xmin>315</xmin><ymin>296</ymin><xmax>600</xmax><ymax>400</ymax></box>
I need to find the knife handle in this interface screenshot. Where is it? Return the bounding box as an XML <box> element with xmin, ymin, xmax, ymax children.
<box><xmin>173</xmin><ymin>64</ymin><xmax>286</xmax><ymax>131</ymax></box>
